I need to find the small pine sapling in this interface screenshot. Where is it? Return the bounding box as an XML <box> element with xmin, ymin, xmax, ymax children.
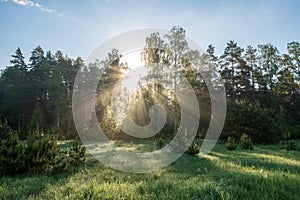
<box><xmin>68</xmin><ymin>137</ymin><xmax>86</xmax><ymax>166</ymax></box>
<box><xmin>240</xmin><ymin>134</ymin><xmax>253</xmax><ymax>150</ymax></box>
<box><xmin>225</xmin><ymin>136</ymin><xmax>237</xmax><ymax>150</ymax></box>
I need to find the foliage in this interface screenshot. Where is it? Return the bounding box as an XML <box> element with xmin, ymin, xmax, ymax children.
<box><xmin>225</xmin><ymin>136</ymin><xmax>237</xmax><ymax>150</ymax></box>
<box><xmin>0</xmin><ymin>131</ymin><xmax>26</xmax><ymax>175</ymax></box>
<box><xmin>240</xmin><ymin>133</ymin><xmax>253</xmax><ymax>150</ymax></box>
<box><xmin>0</xmin><ymin>121</ymin><xmax>85</xmax><ymax>175</ymax></box>
<box><xmin>29</xmin><ymin>107</ymin><xmax>45</xmax><ymax>130</ymax></box>
<box><xmin>282</xmin><ymin>131</ymin><xmax>297</xmax><ymax>151</ymax></box>
<box><xmin>0</xmin><ymin>118</ymin><xmax>13</xmax><ymax>140</ymax></box>
<box><xmin>0</xmin><ymin>26</ymin><xmax>299</xmax><ymax>144</ymax></box>
<box><xmin>224</xmin><ymin>101</ymin><xmax>282</xmax><ymax>144</ymax></box>
<box><xmin>187</xmin><ymin>140</ymin><xmax>200</xmax><ymax>155</ymax></box>
<box><xmin>68</xmin><ymin>137</ymin><xmax>86</xmax><ymax>166</ymax></box>
<box><xmin>155</xmin><ymin>136</ymin><xmax>163</xmax><ymax>148</ymax></box>
<box><xmin>0</xmin><ymin>47</ymin><xmax>81</xmax><ymax>138</ymax></box>
<box><xmin>25</xmin><ymin>128</ymin><xmax>66</xmax><ymax>173</ymax></box>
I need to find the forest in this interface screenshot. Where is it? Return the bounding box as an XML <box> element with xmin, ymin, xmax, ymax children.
<box><xmin>0</xmin><ymin>26</ymin><xmax>299</xmax><ymax>145</ymax></box>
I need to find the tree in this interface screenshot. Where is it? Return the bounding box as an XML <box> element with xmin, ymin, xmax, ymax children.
<box><xmin>257</xmin><ymin>44</ymin><xmax>281</xmax><ymax>91</ymax></box>
<box><xmin>206</xmin><ymin>44</ymin><xmax>218</xmax><ymax>62</ymax></box>
<box><xmin>10</xmin><ymin>47</ymin><xmax>27</xmax><ymax>70</ymax></box>
<box><xmin>287</xmin><ymin>42</ymin><xmax>300</xmax><ymax>79</ymax></box>
<box><xmin>0</xmin><ymin>47</ymin><xmax>28</xmax><ymax>136</ymax></box>
<box><xmin>244</xmin><ymin>45</ymin><xmax>259</xmax><ymax>100</ymax></box>
<box><xmin>28</xmin><ymin>46</ymin><xmax>49</xmax><ymax>125</ymax></box>
<box><xmin>0</xmin><ymin>131</ymin><xmax>26</xmax><ymax>174</ymax></box>
<box><xmin>164</xmin><ymin>26</ymin><xmax>192</xmax><ymax>133</ymax></box>
<box><xmin>30</xmin><ymin>107</ymin><xmax>45</xmax><ymax>130</ymax></box>
<box><xmin>219</xmin><ymin>40</ymin><xmax>244</xmax><ymax>100</ymax></box>
<box><xmin>95</xmin><ymin>49</ymin><xmax>123</xmax><ymax>139</ymax></box>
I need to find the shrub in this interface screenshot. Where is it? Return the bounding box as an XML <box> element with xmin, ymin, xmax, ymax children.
<box><xmin>0</xmin><ymin>126</ymin><xmax>86</xmax><ymax>175</ymax></box>
<box><xmin>0</xmin><ymin>131</ymin><xmax>26</xmax><ymax>175</ymax></box>
<box><xmin>155</xmin><ymin>137</ymin><xmax>163</xmax><ymax>148</ymax></box>
<box><xmin>282</xmin><ymin>140</ymin><xmax>297</xmax><ymax>151</ymax></box>
<box><xmin>240</xmin><ymin>134</ymin><xmax>253</xmax><ymax>150</ymax></box>
<box><xmin>68</xmin><ymin>137</ymin><xmax>86</xmax><ymax>166</ymax></box>
<box><xmin>25</xmin><ymin>128</ymin><xmax>66</xmax><ymax>173</ymax></box>
<box><xmin>225</xmin><ymin>136</ymin><xmax>237</xmax><ymax>150</ymax></box>
<box><xmin>0</xmin><ymin>118</ymin><xmax>13</xmax><ymax>140</ymax></box>
<box><xmin>282</xmin><ymin>131</ymin><xmax>297</xmax><ymax>151</ymax></box>
<box><xmin>187</xmin><ymin>140</ymin><xmax>200</xmax><ymax>155</ymax></box>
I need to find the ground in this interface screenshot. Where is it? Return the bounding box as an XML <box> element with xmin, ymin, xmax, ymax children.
<box><xmin>0</xmin><ymin>140</ymin><xmax>299</xmax><ymax>200</ymax></box>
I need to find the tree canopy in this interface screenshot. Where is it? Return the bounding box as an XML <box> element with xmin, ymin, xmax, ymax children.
<box><xmin>0</xmin><ymin>26</ymin><xmax>299</xmax><ymax>143</ymax></box>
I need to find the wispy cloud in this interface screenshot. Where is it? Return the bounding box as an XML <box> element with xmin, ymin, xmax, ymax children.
<box><xmin>4</xmin><ymin>0</ymin><xmax>53</xmax><ymax>13</ymax></box>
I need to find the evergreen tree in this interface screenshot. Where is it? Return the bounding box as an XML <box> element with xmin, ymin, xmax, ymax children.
<box><xmin>219</xmin><ymin>40</ymin><xmax>244</xmax><ymax>100</ymax></box>
<box><xmin>206</xmin><ymin>44</ymin><xmax>218</xmax><ymax>62</ymax></box>
<box><xmin>257</xmin><ymin>44</ymin><xmax>281</xmax><ymax>91</ymax></box>
<box><xmin>0</xmin><ymin>131</ymin><xmax>26</xmax><ymax>174</ymax></box>
<box><xmin>68</xmin><ymin>137</ymin><xmax>86</xmax><ymax>165</ymax></box>
<box><xmin>0</xmin><ymin>47</ymin><xmax>28</xmax><ymax>136</ymax></box>
<box><xmin>244</xmin><ymin>46</ymin><xmax>261</xmax><ymax>98</ymax></box>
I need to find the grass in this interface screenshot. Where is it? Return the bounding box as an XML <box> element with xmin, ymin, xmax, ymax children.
<box><xmin>0</xmin><ymin>140</ymin><xmax>299</xmax><ymax>200</ymax></box>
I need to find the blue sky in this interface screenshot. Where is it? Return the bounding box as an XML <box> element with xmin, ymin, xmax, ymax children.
<box><xmin>1</xmin><ymin>0</ymin><xmax>300</xmax><ymax>69</ymax></box>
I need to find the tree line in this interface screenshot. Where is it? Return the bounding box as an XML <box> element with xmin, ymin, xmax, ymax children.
<box><xmin>0</xmin><ymin>47</ymin><xmax>82</xmax><ymax>139</ymax></box>
<box><xmin>0</xmin><ymin>26</ymin><xmax>299</xmax><ymax>144</ymax></box>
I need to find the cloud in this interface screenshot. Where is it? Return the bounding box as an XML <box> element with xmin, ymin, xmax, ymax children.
<box><xmin>5</xmin><ymin>0</ymin><xmax>53</xmax><ymax>13</ymax></box>
<box><xmin>40</xmin><ymin>7</ymin><xmax>53</xmax><ymax>13</ymax></box>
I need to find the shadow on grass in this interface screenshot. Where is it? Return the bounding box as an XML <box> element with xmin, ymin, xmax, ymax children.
<box><xmin>0</xmin><ymin>155</ymin><xmax>92</xmax><ymax>199</ymax></box>
<box><xmin>208</xmin><ymin>150</ymin><xmax>300</xmax><ymax>174</ymax></box>
<box><xmin>162</xmin><ymin>148</ymin><xmax>300</xmax><ymax>199</ymax></box>
<box><xmin>3</xmin><ymin>140</ymin><xmax>299</xmax><ymax>199</ymax></box>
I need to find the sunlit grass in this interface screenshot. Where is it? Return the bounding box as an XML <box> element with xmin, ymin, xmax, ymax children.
<box><xmin>0</xmin><ymin>140</ymin><xmax>299</xmax><ymax>199</ymax></box>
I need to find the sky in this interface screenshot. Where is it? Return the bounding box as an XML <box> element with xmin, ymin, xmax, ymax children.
<box><xmin>1</xmin><ymin>0</ymin><xmax>300</xmax><ymax>70</ymax></box>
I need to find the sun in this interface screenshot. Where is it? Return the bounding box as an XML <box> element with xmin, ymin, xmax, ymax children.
<box><xmin>120</xmin><ymin>49</ymin><xmax>144</xmax><ymax>70</ymax></box>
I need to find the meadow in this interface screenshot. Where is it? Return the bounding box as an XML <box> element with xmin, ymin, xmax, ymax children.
<box><xmin>0</xmin><ymin>140</ymin><xmax>299</xmax><ymax>200</ymax></box>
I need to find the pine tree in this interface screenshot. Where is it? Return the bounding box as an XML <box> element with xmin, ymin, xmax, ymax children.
<box><xmin>0</xmin><ymin>47</ymin><xmax>28</xmax><ymax>136</ymax></box>
<box><xmin>68</xmin><ymin>137</ymin><xmax>86</xmax><ymax>165</ymax></box>
<box><xmin>26</xmin><ymin>128</ymin><xmax>63</xmax><ymax>173</ymax></box>
<box><xmin>225</xmin><ymin>136</ymin><xmax>237</xmax><ymax>150</ymax></box>
<box><xmin>0</xmin><ymin>131</ymin><xmax>26</xmax><ymax>174</ymax></box>
<box><xmin>219</xmin><ymin>40</ymin><xmax>244</xmax><ymax>100</ymax></box>
<box><xmin>0</xmin><ymin>118</ymin><xmax>13</xmax><ymax>140</ymax></box>
<box><xmin>207</xmin><ymin>44</ymin><xmax>218</xmax><ymax>62</ymax></box>
<box><xmin>257</xmin><ymin>44</ymin><xmax>281</xmax><ymax>91</ymax></box>
<box><xmin>244</xmin><ymin>46</ymin><xmax>260</xmax><ymax>99</ymax></box>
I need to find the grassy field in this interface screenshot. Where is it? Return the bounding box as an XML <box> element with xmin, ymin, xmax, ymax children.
<box><xmin>0</xmin><ymin>140</ymin><xmax>299</xmax><ymax>200</ymax></box>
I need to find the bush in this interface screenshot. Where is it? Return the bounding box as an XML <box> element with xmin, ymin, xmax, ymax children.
<box><xmin>0</xmin><ymin>118</ymin><xmax>13</xmax><ymax>140</ymax></box>
<box><xmin>282</xmin><ymin>131</ymin><xmax>297</xmax><ymax>151</ymax></box>
<box><xmin>0</xmin><ymin>131</ymin><xmax>26</xmax><ymax>175</ymax></box>
<box><xmin>282</xmin><ymin>140</ymin><xmax>297</xmax><ymax>151</ymax></box>
<box><xmin>240</xmin><ymin>134</ymin><xmax>253</xmax><ymax>150</ymax></box>
<box><xmin>0</xmin><ymin>125</ymin><xmax>85</xmax><ymax>175</ymax></box>
<box><xmin>155</xmin><ymin>137</ymin><xmax>164</xmax><ymax>148</ymax></box>
<box><xmin>187</xmin><ymin>140</ymin><xmax>200</xmax><ymax>155</ymax></box>
<box><xmin>68</xmin><ymin>137</ymin><xmax>86</xmax><ymax>166</ymax></box>
<box><xmin>26</xmin><ymin>128</ymin><xmax>66</xmax><ymax>173</ymax></box>
<box><xmin>225</xmin><ymin>136</ymin><xmax>237</xmax><ymax>150</ymax></box>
